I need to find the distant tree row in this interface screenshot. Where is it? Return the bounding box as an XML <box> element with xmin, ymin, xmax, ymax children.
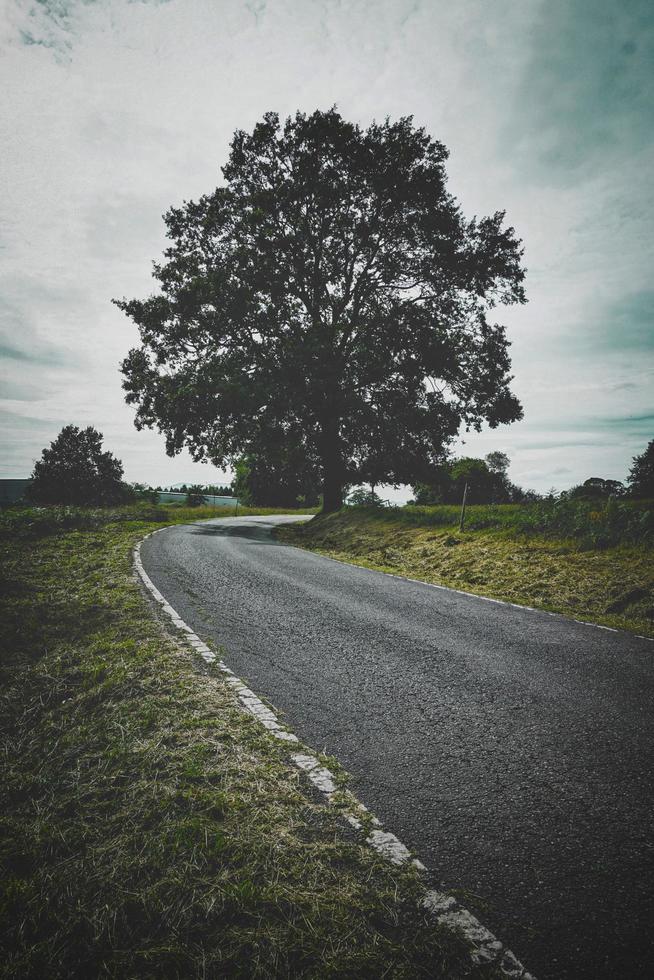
<box><xmin>153</xmin><ymin>483</ymin><xmax>232</xmax><ymax>495</ymax></box>
<box><xmin>409</xmin><ymin>440</ymin><xmax>654</xmax><ymax>506</ymax></box>
<box><xmin>22</xmin><ymin>426</ymin><xmax>654</xmax><ymax>508</ymax></box>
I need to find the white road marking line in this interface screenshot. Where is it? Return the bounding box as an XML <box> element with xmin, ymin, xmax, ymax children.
<box><xmin>297</xmin><ymin>548</ymin><xmax>652</xmax><ymax>642</ymax></box>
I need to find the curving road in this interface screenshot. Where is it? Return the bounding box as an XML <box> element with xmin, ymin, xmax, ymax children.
<box><xmin>141</xmin><ymin>515</ymin><xmax>654</xmax><ymax>980</ymax></box>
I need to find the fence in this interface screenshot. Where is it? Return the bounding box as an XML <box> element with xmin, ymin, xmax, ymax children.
<box><xmin>156</xmin><ymin>491</ymin><xmax>237</xmax><ymax>507</ymax></box>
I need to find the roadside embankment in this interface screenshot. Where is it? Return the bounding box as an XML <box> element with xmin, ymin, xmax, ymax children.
<box><xmin>0</xmin><ymin>506</ymin><xmax>496</xmax><ymax>979</ymax></box>
<box><xmin>276</xmin><ymin>505</ymin><xmax>654</xmax><ymax>638</ymax></box>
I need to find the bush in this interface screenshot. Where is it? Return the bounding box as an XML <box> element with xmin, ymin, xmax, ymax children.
<box><xmin>185</xmin><ymin>486</ymin><xmax>208</xmax><ymax>507</ymax></box>
<box><xmin>513</xmin><ymin>497</ymin><xmax>653</xmax><ymax>548</ymax></box>
<box><xmin>358</xmin><ymin>497</ymin><xmax>654</xmax><ymax>549</ymax></box>
<box><xmin>347</xmin><ymin>488</ymin><xmax>388</xmax><ymax>508</ymax></box>
<box><xmin>0</xmin><ymin>503</ymin><xmax>169</xmax><ymax>541</ymax></box>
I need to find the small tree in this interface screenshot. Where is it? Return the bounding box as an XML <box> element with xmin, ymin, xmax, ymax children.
<box><xmin>412</xmin><ymin>453</ymin><xmax>516</xmax><ymax>505</ymax></box>
<box><xmin>131</xmin><ymin>482</ymin><xmax>159</xmax><ymax>504</ymax></box>
<box><xmin>411</xmin><ymin>463</ymin><xmax>453</xmax><ymax>504</ymax></box>
<box><xmin>27</xmin><ymin>425</ymin><xmax>129</xmax><ymax>506</ymax></box>
<box><xmin>626</xmin><ymin>440</ymin><xmax>654</xmax><ymax>499</ymax></box>
<box><xmin>450</xmin><ymin>457</ymin><xmax>500</xmax><ymax>504</ymax></box>
<box><xmin>347</xmin><ymin>487</ymin><xmax>385</xmax><ymax>507</ymax></box>
<box><xmin>185</xmin><ymin>485</ymin><xmax>208</xmax><ymax>507</ymax></box>
<box><xmin>485</xmin><ymin>451</ymin><xmax>510</xmax><ymax>476</ymax></box>
<box><xmin>568</xmin><ymin>477</ymin><xmax>624</xmax><ymax>501</ymax></box>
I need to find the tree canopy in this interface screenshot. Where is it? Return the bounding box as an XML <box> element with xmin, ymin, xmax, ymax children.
<box><xmin>116</xmin><ymin>109</ymin><xmax>526</xmax><ymax>511</ymax></box>
<box><xmin>27</xmin><ymin>425</ymin><xmax>129</xmax><ymax>506</ymax></box>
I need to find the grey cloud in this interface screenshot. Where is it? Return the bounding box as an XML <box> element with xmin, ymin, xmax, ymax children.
<box><xmin>0</xmin><ymin>337</ymin><xmax>69</xmax><ymax>368</ymax></box>
<box><xmin>519</xmin><ymin>411</ymin><xmax>653</xmax><ymax>445</ymax></box>
<box><xmin>520</xmin><ymin>438</ymin><xmax>620</xmax><ymax>450</ymax></box>
<box><xmin>0</xmin><ymin>342</ymin><xmax>41</xmax><ymax>363</ymax></box>
<box><xmin>0</xmin><ymin>408</ymin><xmax>65</xmax><ymax>476</ymax></box>
<box><xmin>0</xmin><ymin>376</ymin><xmax>45</xmax><ymax>401</ymax></box>
<box><xmin>81</xmin><ymin>191</ymin><xmax>166</xmax><ymax>263</ymax></box>
<box><xmin>0</xmin><ymin>407</ymin><xmax>58</xmax><ymax>430</ymax></box>
<box><xmin>0</xmin><ymin>293</ymin><xmax>83</xmax><ymax>367</ymax></box>
<box><xmin>509</xmin><ymin>0</ymin><xmax>654</xmax><ymax>181</ymax></box>
<box><xmin>590</xmin><ymin>290</ymin><xmax>654</xmax><ymax>354</ymax></box>
<box><xmin>18</xmin><ymin>0</ymin><xmax>173</xmax><ymax>56</ymax></box>
<box><xmin>599</xmin><ymin>411</ymin><xmax>654</xmax><ymax>430</ymax></box>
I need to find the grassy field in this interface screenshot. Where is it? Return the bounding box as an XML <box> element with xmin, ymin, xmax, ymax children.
<box><xmin>0</xmin><ymin>504</ymin><xmax>496</xmax><ymax>979</ymax></box>
<box><xmin>277</xmin><ymin>502</ymin><xmax>654</xmax><ymax>638</ymax></box>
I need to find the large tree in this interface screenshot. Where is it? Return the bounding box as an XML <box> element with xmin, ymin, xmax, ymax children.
<box><xmin>27</xmin><ymin>425</ymin><xmax>129</xmax><ymax>506</ymax></box>
<box><xmin>116</xmin><ymin>109</ymin><xmax>526</xmax><ymax>511</ymax></box>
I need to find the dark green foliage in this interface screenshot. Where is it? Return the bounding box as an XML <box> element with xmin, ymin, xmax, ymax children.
<box><xmin>0</xmin><ymin>503</ymin><xmax>167</xmax><ymax>540</ymax></box>
<box><xmin>411</xmin><ymin>453</ymin><xmax>522</xmax><ymax>505</ymax></box>
<box><xmin>347</xmin><ymin>487</ymin><xmax>387</xmax><ymax>507</ymax></box>
<box><xmin>627</xmin><ymin>439</ymin><xmax>654</xmax><ymax>498</ymax></box>
<box><xmin>512</xmin><ymin>496</ymin><xmax>653</xmax><ymax>548</ymax></box>
<box><xmin>484</xmin><ymin>451</ymin><xmax>510</xmax><ymax>476</ymax></box>
<box><xmin>450</xmin><ymin>457</ymin><xmax>503</xmax><ymax>503</ymax></box>
<box><xmin>567</xmin><ymin>477</ymin><xmax>624</xmax><ymax>500</ymax></box>
<box><xmin>332</xmin><ymin>493</ymin><xmax>654</xmax><ymax>550</ymax></box>
<box><xmin>116</xmin><ymin>108</ymin><xmax>526</xmax><ymax>512</ymax></box>
<box><xmin>131</xmin><ymin>482</ymin><xmax>160</xmax><ymax>503</ymax></box>
<box><xmin>185</xmin><ymin>485</ymin><xmax>207</xmax><ymax>507</ymax></box>
<box><xmin>231</xmin><ymin>429</ymin><xmax>321</xmax><ymax>507</ymax></box>
<box><xmin>398</xmin><ymin>497</ymin><xmax>653</xmax><ymax>549</ymax></box>
<box><xmin>26</xmin><ymin>425</ymin><xmax>131</xmax><ymax>507</ymax></box>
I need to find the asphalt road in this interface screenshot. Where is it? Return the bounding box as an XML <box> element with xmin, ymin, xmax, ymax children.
<box><xmin>141</xmin><ymin>515</ymin><xmax>654</xmax><ymax>980</ymax></box>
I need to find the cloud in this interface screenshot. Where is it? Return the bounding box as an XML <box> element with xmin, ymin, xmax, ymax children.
<box><xmin>587</xmin><ymin>290</ymin><xmax>654</xmax><ymax>354</ymax></box>
<box><xmin>13</xmin><ymin>0</ymin><xmax>174</xmax><ymax>57</ymax></box>
<box><xmin>508</xmin><ymin>0</ymin><xmax>654</xmax><ymax>183</ymax></box>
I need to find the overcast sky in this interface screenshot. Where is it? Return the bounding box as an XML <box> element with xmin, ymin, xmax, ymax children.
<box><xmin>1</xmin><ymin>0</ymin><xmax>652</xmax><ymax>497</ymax></box>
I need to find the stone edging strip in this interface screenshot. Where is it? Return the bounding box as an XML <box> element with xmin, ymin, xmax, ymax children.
<box><xmin>134</xmin><ymin>527</ymin><xmax>536</xmax><ymax>979</ymax></box>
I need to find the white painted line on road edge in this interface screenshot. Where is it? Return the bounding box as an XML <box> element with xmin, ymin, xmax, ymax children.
<box><xmin>134</xmin><ymin>526</ymin><xmax>536</xmax><ymax>979</ymax></box>
<box><xmin>297</xmin><ymin>548</ymin><xmax>654</xmax><ymax>643</ymax></box>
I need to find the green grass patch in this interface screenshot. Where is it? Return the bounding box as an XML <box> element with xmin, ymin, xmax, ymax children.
<box><xmin>0</xmin><ymin>507</ymin><xmax>493</xmax><ymax>978</ymax></box>
<box><xmin>277</xmin><ymin>506</ymin><xmax>654</xmax><ymax>638</ymax></box>
<box><xmin>0</xmin><ymin>502</ymin><xmax>318</xmax><ymax>541</ymax></box>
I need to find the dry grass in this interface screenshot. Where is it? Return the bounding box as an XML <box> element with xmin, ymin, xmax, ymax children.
<box><xmin>0</xmin><ymin>511</ymin><xmax>496</xmax><ymax>979</ymax></box>
<box><xmin>278</xmin><ymin>509</ymin><xmax>654</xmax><ymax>638</ymax></box>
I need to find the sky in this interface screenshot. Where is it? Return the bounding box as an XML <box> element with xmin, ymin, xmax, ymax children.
<box><xmin>1</xmin><ymin>0</ymin><xmax>652</xmax><ymax>498</ymax></box>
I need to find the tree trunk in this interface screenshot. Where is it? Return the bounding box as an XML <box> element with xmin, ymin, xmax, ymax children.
<box><xmin>320</xmin><ymin>417</ymin><xmax>344</xmax><ymax>513</ymax></box>
<box><xmin>322</xmin><ymin>470</ymin><xmax>343</xmax><ymax>512</ymax></box>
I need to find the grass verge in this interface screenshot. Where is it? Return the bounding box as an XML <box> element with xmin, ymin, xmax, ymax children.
<box><xmin>0</xmin><ymin>507</ymin><xmax>494</xmax><ymax>979</ymax></box>
<box><xmin>276</xmin><ymin>507</ymin><xmax>654</xmax><ymax>638</ymax></box>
